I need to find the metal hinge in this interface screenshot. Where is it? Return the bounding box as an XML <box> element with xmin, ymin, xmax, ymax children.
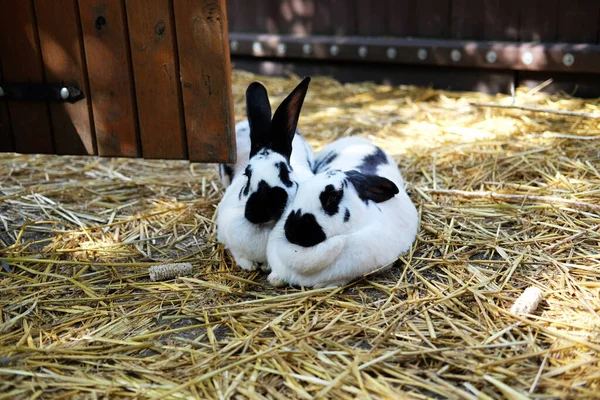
<box><xmin>0</xmin><ymin>83</ymin><xmax>83</xmax><ymax>103</ymax></box>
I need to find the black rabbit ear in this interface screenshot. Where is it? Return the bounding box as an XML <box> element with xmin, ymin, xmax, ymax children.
<box><xmin>346</xmin><ymin>170</ymin><xmax>399</xmax><ymax>203</ymax></box>
<box><xmin>268</xmin><ymin>77</ymin><xmax>311</xmax><ymax>160</ymax></box>
<box><xmin>246</xmin><ymin>82</ymin><xmax>272</xmax><ymax>158</ymax></box>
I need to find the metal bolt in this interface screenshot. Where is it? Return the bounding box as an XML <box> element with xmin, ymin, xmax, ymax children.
<box><xmin>386</xmin><ymin>47</ymin><xmax>397</xmax><ymax>59</ymax></box>
<box><xmin>330</xmin><ymin>45</ymin><xmax>340</xmax><ymax>56</ymax></box>
<box><xmin>358</xmin><ymin>46</ymin><xmax>368</xmax><ymax>58</ymax></box>
<box><xmin>563</xmin><ymin>53</ymin><xmax>575</xmax><ymax>67</ymax></box>
<box><xmin>521</xmin><ymin>51</ymin><xmax>534</xmax><ymax>65</ymax></box>
<box><xmin>60</xmin><ymin>87</ymin><xmax>70</xmax><ymax>100</ymax></box>
<box><xmin>302</xmin><ymin>43</ymin><xmax>312</xmax><ymax>55</ymax></box>
<box><xmin>486</xmin><ymin>51</ymin><xmax>497</xmax><ymax>63</ymax></box>
<box><xmin>417</xmin><ymin>48</ymin><xmax>428</xmax><ymax>61</ymax></box>
<box><xmin>277</xmin><ymin>43</ymin><xmax>286</xmax><ymax>55</ymax></box>
<box><xmin>252</xmin><ymin>41</ymin><xmax>262</xmax><ymax>54</ymax></box>
<box><xmin>450</xmin><ymin>49</ymin><xmax>461</xmax><ymax>62</ymax></box>
<box><xmin>0</xmin><ymin>87</ymin><xmax>4</xmax><ymax>97</ymax></box>
<box><xmin>230</xmin><ymin>40</ymin><xmax>239</xmax><ymax>52</ymax></box>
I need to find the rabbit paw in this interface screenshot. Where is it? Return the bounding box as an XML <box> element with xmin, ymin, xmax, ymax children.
<box><xmin>234</xmin><ymin>255</ymin><xmax>259</xmax><ymax>271</ymax></box>
<box><xmin>268</xmin><ymin>272</ymin><xmax>286</xmax><ymax>287</ymax></box>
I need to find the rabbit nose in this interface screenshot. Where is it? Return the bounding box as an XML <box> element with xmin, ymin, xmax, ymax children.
<box><xmin>245</xmin><ymin>180</ymin><xmax>288</xmax><ymax>224</ymax></box>
<box><xmin>284</xmin><ymin>209</ymin><xmax>326</xmax><ymax>247</ymax></box>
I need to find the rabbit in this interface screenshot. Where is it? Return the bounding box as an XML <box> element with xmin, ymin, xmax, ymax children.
<box><xmin>266</xmin><ymin>136</ymin><xmax>419</xmax><ymax>288</ymax></box>
<box><xmin>216</xmin><ymin>77</ymin><xmax>315</xmax><ymax>271</ymax></box>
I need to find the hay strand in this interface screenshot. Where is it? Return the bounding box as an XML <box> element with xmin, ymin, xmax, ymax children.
<box><xmin>471</xmin><ymin>101</ymin><xmax>600</xmax><ymax>118</ymax></box>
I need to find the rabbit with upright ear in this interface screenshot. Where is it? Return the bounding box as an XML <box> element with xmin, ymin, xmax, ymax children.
<box><xmin>217</xmin><ymin>77</ymin><xmax>315</xmax><ymax>271</ymax></box>
<box><xmin>266</xmin><ymin>136</ymin><xmax>419</xmax><ymax>288</ymax></box>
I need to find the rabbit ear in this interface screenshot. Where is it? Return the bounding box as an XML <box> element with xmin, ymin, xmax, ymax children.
<box><xmin>268</xmin><ymin>77</ymin><xmax>311</xmax><ymax>160</ymax></box>
<box><xmin>246</xmin><ymin>82</ymin><xmax>273</xmax><ymax>158</ymax></box>
<box><xmin>346</xmin><ymin>170</ymin><xmax>399</xmax><ymax>203</ymax></box>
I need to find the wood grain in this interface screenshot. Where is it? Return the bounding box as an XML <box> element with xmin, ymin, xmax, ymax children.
<box><xmin>557</xmin><ymin>0</ymin><xmax>600</xmax><ymax>43</ymax></box>
<box><xmin>173</xmin><ymin>0</ymin><xmax>235</xmax><ymax>163</ymax></box>
<box><xmin>0</xmin><ymin>0</ymin><xmax>54</xmax><ymax>154</ymax></box>
<box><xmin>36</xmin><ymin>0</ymin><xmax>96</xmax><ymax>155</ymax></box>
<box><xmin>78</xmin><ymin>0</ymin><xmax>140</xmax><ymax>157</ymax></box>
<box><xmin>520</xmin><ymin>0</ymin><xmax>559</xmax><ymax>42</ymax></box>
<box><xmin>0</xmin><ymin>63</ymin><xmax>14</xmax><ymax>152</ymax></box>
<box><xmin>357</xmin><ymin>0</ymin><xmax>387</xmax><ymax>36</ymax></box>
<box><xmin>451</xmin><ymin>0</ymin><xmax>521</xmax><ymax>40</ymax></box>
<box><xmin>314</xmin><ymin>0</ymin><xmax>357</xmax><ymax>35</ymax></box>
<box><xmin>126</xmin><ymin>0</ymin><xmax>187</xmax><ymax>159</ymax></box>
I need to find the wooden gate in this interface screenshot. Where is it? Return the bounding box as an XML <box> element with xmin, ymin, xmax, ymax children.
<box><xmin>0</xmin><ymin>0</ymin><xmax>236</xmax><ymax>163</ymax></box>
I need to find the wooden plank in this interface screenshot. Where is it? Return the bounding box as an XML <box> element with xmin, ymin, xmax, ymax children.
<box><xmin>388</xmin><ymin>0</ymin><xmax>451</xmax><ymax>38</ymax></box>
<box><xmin>78</xmin><ymin>0</ymin><xmax>140</xmax><ymax>157</ymax></box>
<box><xmin>0</xmin><ymin>64</ymin><xmax>15</xmax><ymax>152</ymax></box>
<box><xmin>451</xmin><ymin>0</ymin><xmax>520</xmax><ymax>40</ymax></box>
<box><xmin>415</xmin><ymin>0</ymin><xmax>451</xmax><ymax>38</ymax></box>
<box><xmin>357</xmin><ymin>0</ymin><xmax>387</xmax><ymax>36</ymax></box>
<box><xmin>557</xmin><ymin>0</ymin><xmax>600</xmax><ymax>43</ymax></box>
<box><xmin>228</xmin><ymin>0</ymin><xmax>277</xmax><ymax>33</ymax></box>
<box><xmin>314</xmin><ymin>0</ymin><xmax>357</xmax><ymax>35</ymax></box>
<box><xmin>0</xmin><ymin>0</ymin><xmax>54</xmax><ymax>154</ymax></box>
<box><xmin>275</xmin><ymin>0</ymin><xmax>316</xmax><ymax>35</ymax></box>
<box><xmin>519</xmin><ymin>0</ymin><xmax>559</xmax><ymax>42</ymax></box>
<box><xmin>125</xmin><ymin>0</ymin><xmax>187</xmax><ymax>159</ymax></box>
<box><xmin>35</xmin><ymin>0</ymin><xmax>96</xmax><ymax>155</ymax></box>
<box><xmin>173</xmin><ymin>0</ymin><xmax>235</xmax><ymax>163</ymax></box>
<box><xmin>482</xmin><ymin>0</ymin><xmax>520</xmax><ymax>40</ymax></box>
<box><xmin>450</xmin><ymin>0</ymin><xmax>484</xmax><ymax>39</ymax></box>
<box><xmin>387</xmin><ymin>0</ymin><xmax>417</xmax><ymax>37</ymax></box>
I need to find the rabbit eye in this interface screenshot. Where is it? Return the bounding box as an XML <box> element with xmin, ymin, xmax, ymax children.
<box><xmin>320</xmin><ymin>184</ymin><xmax>344</xmax><ymax>216</ymax></box>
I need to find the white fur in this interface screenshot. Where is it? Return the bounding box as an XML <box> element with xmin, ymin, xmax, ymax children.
<box><xmin>216</xmin><ymin>128</ymin><xmax>314</xmax><ymax>271</ymax></box>
<box><xmin>266</xmin><ymin>137</ymin><xmax>419</xmax><ymax>287</ymax></box>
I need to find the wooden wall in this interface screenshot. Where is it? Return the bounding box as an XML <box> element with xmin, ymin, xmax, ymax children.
<box><xmin>227</xmin><ymin>0</ymin><xmax>600</xmax><ymax>43</ymax></box>
<box><xmin>226</xmin><ymin>0</ymin><xmax>600</xmax><ymax>97</ymax></box>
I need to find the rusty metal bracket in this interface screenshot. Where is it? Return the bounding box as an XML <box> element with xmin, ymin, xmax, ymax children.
<box><xmin>0</xmin><ymin>83</ymin><xmax>83</xmax><ymax>103</ymax></box>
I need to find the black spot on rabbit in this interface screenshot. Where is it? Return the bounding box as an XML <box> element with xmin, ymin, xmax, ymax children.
<box><xmin>240</xmin><ymin>166</ymin><xmax>253</xmax><ymax>198</ymax></box>
<box><xmin>284</xmin><ymin>209</ymin><xmax>326</xmax><ymax>247</ymax></box>
<box><xmin>245</xmin><ymin>181</ymin><xmax>288</xmax><ymax>224</ymax></box>
<box><xmin>320</xmin><ymin>184</ymin><xmax>344</xmax><ymax>216</ymax></box>
<box><xmin>344</xmin><ymin>208</ymin><xmax>351</xmax><ymax>222</ymax></box>
<box><xmin>276</xmin><ymin>162</ymin><xmax>294</xmax><ymax>188</ymax></box>
<box><xmin>345</xmin><ymin>170</ymin><xmax>399</xmax><ymax>204</ymax></box>
<box><xmin>357</xmin><ymin>147</ymin><xmax>388</xmax><ymax>175</ymax></box>
<box><xmin>313</xmin><ymin>151</ymin><xmax>338</xmax><ymax>173</ymax></box>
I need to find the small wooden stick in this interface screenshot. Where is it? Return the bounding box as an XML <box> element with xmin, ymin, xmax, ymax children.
<box><xmin>470</xmin><ymin>101</ymin><xmax>599</xmax><ymax>119</ymax></box>
<box><xmin>424</xmin><ymin>188</ymin><xmax>600</xmax><ymax>213</ymax></box>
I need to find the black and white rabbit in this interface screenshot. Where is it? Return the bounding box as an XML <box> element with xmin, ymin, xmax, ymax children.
<box><xmin>266</xmin><ymin>136</ymin><xmax>419</xmax><ymax>287</ymax></box>
<box><xmin>217</xmin><ymin>78</ymin><xmax>314</xmax><ymax>271</ymax></box>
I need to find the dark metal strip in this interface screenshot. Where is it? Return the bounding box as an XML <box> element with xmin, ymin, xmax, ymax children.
<box><xmin>228</xmin><ymin>33</ymin><xmax>600</xmax><ymax>74</ymax></box>
<box><xmin>0</xmin><ymin>83</ymin><xmax>83</xmax><ymax>103</ymax></box>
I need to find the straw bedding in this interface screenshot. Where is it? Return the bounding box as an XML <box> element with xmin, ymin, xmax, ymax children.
<box><xmin>1</xmin><ymin>70</ymin><xmax>599</xmax><ymax>399</ymax></box>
